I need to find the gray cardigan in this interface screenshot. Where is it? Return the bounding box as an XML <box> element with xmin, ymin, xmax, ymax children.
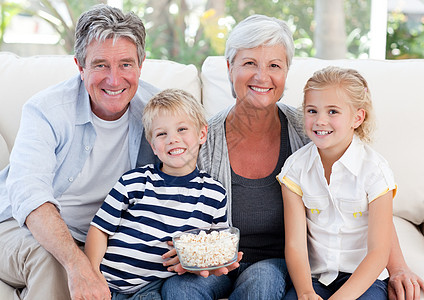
<box><xmin>198</xmin><ymin>102</ymin><xmax>310</xmax><ymax>225</ymax></box>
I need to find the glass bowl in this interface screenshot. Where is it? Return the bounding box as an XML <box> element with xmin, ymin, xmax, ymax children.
<box><xmin>172</xmin><ymin>226</ymin><xmax>240</xmax><ymax>271</ymax></box>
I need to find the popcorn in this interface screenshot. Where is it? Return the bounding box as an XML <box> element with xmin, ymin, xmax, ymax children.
<box><xmin>174</xmin><ymin>229</ymin><xmax>239</xmax><ymax>268</ymax></box>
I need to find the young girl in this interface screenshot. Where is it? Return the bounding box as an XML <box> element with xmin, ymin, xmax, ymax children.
<box><xmin>278</xmin><ymin>66</ymin><xmax>396</xmax><ymax>300</ymax></box>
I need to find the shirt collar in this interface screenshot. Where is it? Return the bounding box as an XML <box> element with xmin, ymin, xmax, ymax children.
<box><xmin>338</xmin><ymin>135</ymin><xmax>365</xmax><ymax>176</ymax></box>
<box><xmin>75</xmin><ymin>79</ymin><xmax>93</xmax><ymax>125</ymax></box>
<box><xmin>306</xmin><ymin>135</ymin><xmax>365</xmax><ymax>176</ymax></box>
<box><xmin>306</xmin><ymin>142</ymin><xmax>321</xmax><ymax>172</ymax></box>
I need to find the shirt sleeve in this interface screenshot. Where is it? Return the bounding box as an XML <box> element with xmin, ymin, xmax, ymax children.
<box><xmin>6</xmin><ymin>100</ymin><xmax>62</xmax><ymax>226</ymax></box>
<box><xmin>212</xmin><ymin>183</ymin><xmax>229</xmax><ymax>228</ymax></box>
<box><xmin>366</xmin><ymin>160</ymin><xmax>397</xmax><ymax>203</ymax></box>
<box><xmin>276</xmin><ymin>153</ymin><xmax>303</xmax><ymax>197</ymax></box>
<box><xmin>90</xmin><ymin>177</ymin><xmax>129</xmax><ymax>235</ymax></box>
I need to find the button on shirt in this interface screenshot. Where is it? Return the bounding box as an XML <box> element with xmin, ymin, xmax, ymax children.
<box><xmin>277</xmin><ymin>135</ymin><xmax>396</xmax><ymax>285</ymax></box>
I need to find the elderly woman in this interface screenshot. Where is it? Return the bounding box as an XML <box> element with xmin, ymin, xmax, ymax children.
<box><xmin>162</xmin><ymin>14</ymin><xmax>423</xmax><ymax>300</ymax></box>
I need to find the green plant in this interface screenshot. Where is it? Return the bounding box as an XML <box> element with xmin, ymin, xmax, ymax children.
<box><xmin>386</xmin><ymin>11</ymin><xmax>424</xmax><ymax>59</ymax></box>
<box><xmin>0</xmin><ymin>1</ymin><xmax>22</xmax><ymax>46</ymax></box>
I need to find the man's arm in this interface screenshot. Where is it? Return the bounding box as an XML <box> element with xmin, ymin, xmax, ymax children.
<box><xmin>387</xmin><ymin>221</ymin><xmax>424</xmax><ymax>300</ymax></box>
<box><xmin>25</xmin><ymin>202</ymin><xmax>111</xmax><ymax>300</ymax></box>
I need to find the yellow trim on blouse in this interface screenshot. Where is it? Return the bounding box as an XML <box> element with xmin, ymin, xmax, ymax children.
<box><xmin>370</xmin><ymin>185</ymin><xmax>398</xmax><ymax>203</ymax></box>
<box><xmin>281</xmin><ymin>176</ymin><xmax>303</xmax><ymax>197</ymax></box>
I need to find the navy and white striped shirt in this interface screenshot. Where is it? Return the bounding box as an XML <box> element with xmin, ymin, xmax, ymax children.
<box><xmin>91</xmin><ymin>163</ymin><xmax>228</xmax><ymax>294</ymax></box>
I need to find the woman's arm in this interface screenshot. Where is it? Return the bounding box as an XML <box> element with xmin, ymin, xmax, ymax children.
<box><xmin>329</xmin><ymin>191</ymin><xmax>394</xmax><ymax>300</ymax></box>
<box><xmin>282</xmin><ymin>185</ymin><xmax>320</xmax><ymax>299</ymax></box>
<box><xmin>387</xmin><ymin>222</ymin><xmax>424</xmax><ymax>300</ymax></box>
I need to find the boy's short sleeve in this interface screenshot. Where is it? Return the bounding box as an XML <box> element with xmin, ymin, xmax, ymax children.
<box><xmin>90</xmin><ymin>178</ymin><xmax>129</xmax><ymax>235</ymax></box>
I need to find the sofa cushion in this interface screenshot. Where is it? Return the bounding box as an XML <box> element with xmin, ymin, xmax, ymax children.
<box><xmin>0</xmin><ymin>134</ymin><xmax>9</xmax><ymax>170</ymax></box>
<box><xmin>201</xmin><ymin>56</ymin><xmax>234</xmax><ymax>119</ymax></box>
<box><xmin>201</xmin><ymin>56</ymin><xmax>424</xmax><ymax>226</ymax></box>
<box><xmin>0</xmin><ymin>53</ymin><xmax>79</xmax><ymax>152</ymax></box>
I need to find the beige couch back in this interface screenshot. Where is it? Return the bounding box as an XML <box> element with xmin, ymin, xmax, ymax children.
<box><xmin>1</xmin><ymin>52</ymin><xmax>423</xmax><ymax>228</ymax></box>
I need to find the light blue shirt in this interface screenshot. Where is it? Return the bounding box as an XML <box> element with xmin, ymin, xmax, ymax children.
<box><xmin>0</xmin><ymin>75</ymin><xmax>158</xmax><ymax>228</ymax></box>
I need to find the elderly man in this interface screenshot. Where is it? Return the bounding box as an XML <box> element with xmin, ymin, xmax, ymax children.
<box><xmin>0</xmin><ymin>4</ymin><xmax>157</xmax><ymax>299</ymax></box>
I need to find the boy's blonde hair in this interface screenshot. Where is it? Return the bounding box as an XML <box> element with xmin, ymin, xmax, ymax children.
<box><xmin>142</xmin><ymin>88</ymin><xmax>207</xmax><ymax>142</ymax></box>
<box><xmin>303</xmin><ymin>66</ymin><xmax>375</xmax><ymax>143</ymax></box>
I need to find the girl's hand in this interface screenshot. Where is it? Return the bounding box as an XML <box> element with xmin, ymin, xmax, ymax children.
<box><xmin>298</xmin><ymin>291</ymin><xmax>323</xmax><ymax>300</ymax></box>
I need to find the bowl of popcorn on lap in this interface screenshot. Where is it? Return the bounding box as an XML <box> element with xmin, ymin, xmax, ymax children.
<box><xmin>173</xmin><ymin>227</ymin><xmax>240</xmax><ymax>271</ymax></box>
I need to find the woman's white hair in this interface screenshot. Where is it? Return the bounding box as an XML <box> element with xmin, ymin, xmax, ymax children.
<box><xmin>225</xmin><ymin>14</ymin><xmax>294</xmax><ymax>69</ymax></box>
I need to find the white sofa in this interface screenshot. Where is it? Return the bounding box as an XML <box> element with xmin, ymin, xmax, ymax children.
<box><xmin>0</xmin><ymin>51</ymin><xmax>423</xmax><ymax>298</ymax></box>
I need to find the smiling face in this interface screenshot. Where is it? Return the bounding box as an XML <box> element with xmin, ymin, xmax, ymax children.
<box><xmin>75</xmin><ymin>37</ymin><xmax>142</xmax><ymax>121</ymax></box>
<box><xmin>304</xmin><ymin>86</ymin><xmax>365</xmax><ymax>158</ymax></box>
<box><xmin>149</xmin><ymin>111</ymin><xmax>207</xmax><ymax>176</ymax></box>
<box><xmin>228</xmin><ymin>45</ymin><xmax>288</xmax><ymax>110</ymax></box>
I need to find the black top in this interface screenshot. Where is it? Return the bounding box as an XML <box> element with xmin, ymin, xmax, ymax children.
<box><xmin>230</xmin><ymin>109</ymin><xmax>291</xmax><ymax>263</ymax></box>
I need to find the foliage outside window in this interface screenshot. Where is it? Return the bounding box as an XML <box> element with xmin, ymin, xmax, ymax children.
<box><xmin>387</xmin><ymin>11</ymin><xmax>424</xmax><ymax>59</ymax></box>
<box><xmin>1</xmin><ymin>0</ymin><xmax>424</xmax><ymax>68</ymax></box>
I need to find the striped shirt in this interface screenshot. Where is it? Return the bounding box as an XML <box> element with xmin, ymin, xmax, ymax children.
<box><xmin>91</xmin><ymin>163</ymin><xmax>228</xmax><ymax>294</ymax></box>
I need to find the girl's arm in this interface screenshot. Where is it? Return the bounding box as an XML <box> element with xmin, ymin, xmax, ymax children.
<box><xmin>84</xmin><ymin>225</ymin><xmax>109</xmax><ymax>278</ymax></box>
<box><xmin>330</xmin><ymin>191</ymin><xmax>394</xmax><ymax>300</ymax></box>
<box><xmin>283</xmin><ymin>185</ymin><xmax>322</xmax><ymax>300</ymax></box>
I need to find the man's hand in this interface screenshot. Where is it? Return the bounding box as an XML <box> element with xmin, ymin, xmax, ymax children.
<box><xmin>25</xmin><ymin>203</ymin><xmax>111</xmax><ymax>299</ymax></box>
<box><xmin>67</xmin><ymin>252</ymin><xmax>111</xmax><ymax>300</ymax></box>
<box><xmin>388</xmin><ymin>267</ymin><xmax>424</xmax><ymax>300</ymax></box>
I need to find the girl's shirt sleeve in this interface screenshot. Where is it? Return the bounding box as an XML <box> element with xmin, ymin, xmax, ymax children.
<box><xmin>276</xmin><ymin>150</ymin><xmax>303</xmax><ymax>197</ymax></box>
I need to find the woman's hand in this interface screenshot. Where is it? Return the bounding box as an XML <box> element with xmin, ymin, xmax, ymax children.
<box><xmin>162</xmin><ymin>241</ymin><xmax>243</xmax><ymax>278</ymax></box>
<box><xmin>173</xmin><ymin>251</ymin><xmax>243</xmax><ymax>278</ymax></box>
<box><xmin>388</xmin><ymin>267</ymin><xmax>424</xmax><ymax>300</ymax></box>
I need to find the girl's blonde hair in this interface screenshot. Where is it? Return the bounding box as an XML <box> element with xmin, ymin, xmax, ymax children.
<box><xmin>142</xmin><ymin>88</ymin><xmax>207</xmax><ymax>142</ymax></box>
<box><xmin>303</xmin><ymin>66</ymin><xmax>375</xmax><ymax>143</ymax></box>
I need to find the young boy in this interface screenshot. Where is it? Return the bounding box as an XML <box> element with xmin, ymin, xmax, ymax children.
<box><xmin>85</xmin><ymin>89</ymin><xmax>228</xmax><ymax>299</ymax></box>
